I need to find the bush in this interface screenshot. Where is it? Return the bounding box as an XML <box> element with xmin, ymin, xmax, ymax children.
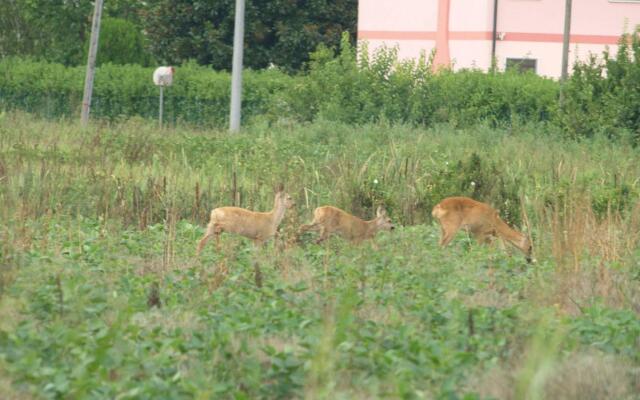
<box><xmin>278</xmin><ymin>33</ymin><xmax>558</xmax><ymax>128</ymax></box>
<box><xmin>93</xmin><ymin>17</ymin><xmax>154</xmax><ymax>67</ymax></box>
<box><xmin>0</xmin><ymin>58</ymin><xmax>294</xmax><ymax>125</ymax></box>
<box><xmin>558</xmin><ymin>26</ymin><xmax>640</xmax><ymax>143</ymax></box>
<box><xmin>3</xmin><ymin>28</ymin><xmax>640</xmax><ymax>143</ymax></box>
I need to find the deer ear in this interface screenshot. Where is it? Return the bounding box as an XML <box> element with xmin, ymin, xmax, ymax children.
<box><xmin>276</xmin><ymin>182</ymin><xmax>284</xmax><ymax>193</ymax></box>
<box><xmin>376</xmin><ymin>206</ymin><xmax>386</xmax><ymax>217</ymax></box>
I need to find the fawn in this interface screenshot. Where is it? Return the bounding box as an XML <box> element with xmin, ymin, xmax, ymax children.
<box><xmin>432</xmin><ymin>196</ymin><xmax>532</xmax><ymax>262</ymax></box>
<box><xmin>299</xmin><ymin>205</ymin><xmax>395</xmax><ymax>244</ymax></box>
<box><xmin>196</xmin><ymin>186</ymin><xmax>294</xmax><ymax>255</ymax></box>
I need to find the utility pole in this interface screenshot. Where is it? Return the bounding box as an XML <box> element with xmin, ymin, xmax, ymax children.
<box><xmin>80</xmin><ymin>0</ymin><xmax>104</xmax><ymax>127</ymax></box>
<box><xmin>229</xmin><ymin>0</ymin><xmax>245</xmax><ymax>133</ymax></box>
<box><xmin>560</xmin><ymin>0</ymin><xmax>572</xmax><ymax>105</ymax></box>
<box><xmin>491</xmin><ymin>0</ymin><xmax>499</xmax><ymax>71</ymax></box>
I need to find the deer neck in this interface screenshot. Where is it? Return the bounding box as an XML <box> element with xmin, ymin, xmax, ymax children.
<box><xmin>495</xmin><ymin>219</ymin><xmax>527</xmax><ymax>250</ymax></box>
<box><xmin>515</xmin><ymin>234</ymin><xmax>530</xmax><ymax>252</ymax></box>
<box><xmin>270</xmin><ymin>197</ymin><xmax>287</xmax><ymax>228</ymax></box>
<box><xmin>363</xmin><ymin>218</ymin><xmax>379</xmax><ymax>239</ymax></box>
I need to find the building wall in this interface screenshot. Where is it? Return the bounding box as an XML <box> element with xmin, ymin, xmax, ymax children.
<box><xmin>449</xmin><ymin>0</ymin><xmax>494</xmax><ymax>70</ymax></box>
<box><xmin>358</xmin><ymin>0</ymin><xmax>439</xmax><ymax>61</ymax></box>
<box><xmin>358</xmin><ymin>0</ymin><xmax>640</xmax><ymax>78</ymax></box>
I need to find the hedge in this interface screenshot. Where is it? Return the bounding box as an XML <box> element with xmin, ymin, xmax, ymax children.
<box><xmin>2</xmin><ymin>30</ymin><xmax>640</xmax><ymax>143</ymax></box>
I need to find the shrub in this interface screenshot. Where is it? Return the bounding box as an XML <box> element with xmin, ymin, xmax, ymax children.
<box><xmin>2</xmin><ymin>28</ymin><xmax>640</xmax><ymax>143</ymax></box>
<box><xmin>558</xmin><ymin>26</ymin><xmax>640</xmax><ymax>143</ymax></box>
<box><xmin>0</xmin><ymin>58</ymin><xmax>294</xmax><ymax>125</ymax></box>
<box><xmin>93</xmin><ymin>17</ymin><xmax>154</xmax><ymax>67</ymax></box>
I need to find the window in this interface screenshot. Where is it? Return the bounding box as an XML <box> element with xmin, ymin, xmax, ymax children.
<box><xmin>506</xmin><ymin>58</ymin><xmax>537</xmax><ymax>73</ymax></box>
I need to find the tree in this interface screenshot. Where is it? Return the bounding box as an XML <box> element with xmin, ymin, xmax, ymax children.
<box><xmin>0</xmin><ymin>0</ymin><xmax>92</xmax><ymax>65</ymax></box>
<box><xmin>0</xmin><ymin>0</ymin><xmax>357</xmax><ymax>71</ymax></box>
<box><xmin>95</xmin><ymin>17</ymin><xmax>154</xmax><ymax>66</ymax></box>
<box><xmin>0</xmin><ymin>0</ymin><xmax>149</xmax><ymax>65</ymax></box>
<box><xmin>140</xmin><ymin>0</ymin><xmax>357</xmax><ymax>72</ymax></box>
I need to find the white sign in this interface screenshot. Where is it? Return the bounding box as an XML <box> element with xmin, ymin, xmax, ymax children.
<box><xmin>153</xmin><ymin>66</ymin><xmax>174</xmax><ymax>87</ymax></box>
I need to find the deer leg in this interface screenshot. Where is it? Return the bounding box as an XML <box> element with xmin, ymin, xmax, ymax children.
<box><xmin>213</xmin><ymin>225</ymin><xmax>222</xmax><ymax>252</ymax></box>
<box><xmin>472</xmin><ymin>230</ymin><xmax>493</xmax><ymax>245</ymax></box>
<box><xmin>273</xmin><ymin>230</ymin><xmax>283</xmax><ymax>253</ymax></box>
<box><xmin>439</xmin><ymin>230</ymin><xmax>457</xmax><ymax>247</ymax></box>
<box><xmin>299</xmin><ymin>222</ymin><xmax>319</xmax><ymax>235</ymax></box>
<box><xmin>196</xmin><ymin>234</ymin><xmax>211</xmax><ymax>256</ymax></box>
<box><xmin>299</xmin><ymin>223</ymin><xmax>313</xmax><ymax>233</ymax></box>
<box><xmin>438</xmin><ymin>218</ymin><xmax>461</xmax><ymax>247</ymax></box>
<box><xmin>196</xmin><ymin>222</ymin><xmax>216</xmax><ymax>255</ymax></box>
<box><xmin>297</xmin><ymin>222</ymin><xmax>319</xmax><ymax>243</ymax></box>
<box><xmin>297</xmin><ymin>223</ymin><xmax>311</xmax><ymax>240</ymax></box>
<box><xmin>214</xmin><ymin>234</ymin><xmax>221</xmax><ymax>251</ymax></box>
<box><xmin>315</xmin><ymin>226</ymin><xmax>330</xmax><ymax>244</ymax></box>
<box><xmin>198</xmin><ymin>223</ymin><xmax>225</xmax><ymax>255</ymax></box>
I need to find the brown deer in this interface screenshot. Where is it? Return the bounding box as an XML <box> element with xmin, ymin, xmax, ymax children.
<box><xmin>298</xmin><ymin>206</ymin><xmax>395</xmax><ymax>244</ymax></box>
<box><xmin>431</xmin><ymin>196</ymin><xmax>532</xmax><ymax>262</ymax></box>
<box><xmin>196</xmin><ymin>186</ymin><xmax>294</xmax><ymax>255</ymax></box>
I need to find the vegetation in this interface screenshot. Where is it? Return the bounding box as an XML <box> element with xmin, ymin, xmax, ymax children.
<box><xmin>0</xmin><ymin>0</ymin><xmax>357</xmax><ymax>71</ymax></box>
<box><xmin>0</xmin><ymin>58</ymin><xmax>294</xmax><ymax>126</ymax></box>
<box><xmin>4</xmin><ymin>29</ymin><xmax>640</xmax><ymax>145</ymax></box>
<box><xmin>141</xmin><ymin>0</ymin><xmax>357</xmax><ymax>71</ymax></box>
<box><xmin>94</xmin><ymin>17</ymin><xmax>154</xmax><ymax>67</ymax></box>
<box><xmin>0</xmin><ymin>0</ymin><xmax>150</xmax><ymax>66</ymax></box>
<box><xmin>560</xmin><ymin>28</ymin><xmax>640</xmax><ymax>141</ymax></box>
<box><xmin>1</xmin><ymin>18</ymin><xmax>640</xmax><ymax>399</ymax></box>
<box><xmin>0</xmin><ymin>112</ymin><xmax>639</xmax><ymax>398</ymax></box>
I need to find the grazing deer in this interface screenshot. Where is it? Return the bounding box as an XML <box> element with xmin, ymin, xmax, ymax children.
<box><xmin>298</xmin><ymin>206</ymin><xmax>395</xmax><ymax>244</ymax></box>
<box><xmin>196</xmin><ymin>187</ymin><xmax>295</xmax><ymax>255</ymax></box>
<box><xmin>431</xmin><ymin>196</ymin><xmax>532</xmax><ymax>262</ymax></box>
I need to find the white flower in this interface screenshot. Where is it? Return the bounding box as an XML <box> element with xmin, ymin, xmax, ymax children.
<box><xmin>470</xmin><ymin>181</ymin><xmax>476</xmax><ymax>187</ymax></box>
<box><xmin>373</xmin><ymin>179</ymin><xmax>379</xmax><ymax>184</ymax></box>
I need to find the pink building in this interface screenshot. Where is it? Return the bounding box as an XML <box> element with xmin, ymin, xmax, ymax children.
<box><xmin>358</xmin><ymin>0</ymin><xmax>640</xmax><ymax>77</ymax></box>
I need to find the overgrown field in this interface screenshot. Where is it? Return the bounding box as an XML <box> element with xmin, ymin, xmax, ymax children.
<box><xmin>0</xmin><ymin>112</ymin><xmax>639</xmax><ymax>399</ymax></box>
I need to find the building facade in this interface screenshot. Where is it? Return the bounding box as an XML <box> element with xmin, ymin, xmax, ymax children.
<box><xmin>358</xmin><ymin>0</ymin><xmax>640</xmax><ymax>77</ymax></box>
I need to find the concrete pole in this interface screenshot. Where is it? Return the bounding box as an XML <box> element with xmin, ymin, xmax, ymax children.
<box><xmin>560</xmin><ymin>0</ymin><xmax>572</xmax><ymax>82</ymax></box>
<box><xmin>491</xmin><ymin>0</ymin><xmax>499</xmax><ymax>71</ymax></box>
<box><xmin>81</xmin><ymin>0</ymin><xmax>104</xmax><ymax>127</ymax></box>
<box><xmin>229</xmin><ymin>0</ymin><xmax>245</xmax><ymax>133</ymax></box>
<box><xmin>159</xmin><ymin>86</ymin><xmax>164</xmax><ymax>128</ymax></box>
<box><xmin>560</xmin><ymin>0</ymin><xmax>572</xmax><ymax>106</ymax></box>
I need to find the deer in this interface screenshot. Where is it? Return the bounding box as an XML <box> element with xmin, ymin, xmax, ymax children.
<box><xmin>431</xmin><ymin>196</ymin><xmax>532</xmax><ymax>262</ymax></box>
<box><xmin>298</xmin><ymin>205</ymin><xmax>395</xmax><ymax>244</ymax></box>
<box><xmin>196</xmin><ymin>186</ymin><xmax>295</xmax><ymax>256</ymax></box>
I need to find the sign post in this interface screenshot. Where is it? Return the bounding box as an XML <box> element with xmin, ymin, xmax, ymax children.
<box><xmin>153</xmin><ymin>66</ymin><xmax>175</xmax><ymax>128</ymax></box>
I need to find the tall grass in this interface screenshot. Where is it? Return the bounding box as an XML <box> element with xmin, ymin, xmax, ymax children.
<box><xmin>1</xmin><ymin>112</ymin><xmax>639</xmax><ymax>398</ymax></box>
<box><xmin>2</xmin><ymin>111</ymin><xmax>638</xmax><ymax>310</ymax></box>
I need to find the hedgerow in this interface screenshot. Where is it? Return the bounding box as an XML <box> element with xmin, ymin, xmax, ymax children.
<box><xmin>2</xmin><ymin>30</ymin><xmax>640</xmax><ymax>142</ymax></box>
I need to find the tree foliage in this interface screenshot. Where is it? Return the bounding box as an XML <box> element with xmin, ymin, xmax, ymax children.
<box><xmin>1</xmin><ymin>0</ymin><xmax>357</xmax><ymax>71</ymax></box>
<box><xmin>559</xmin><ymin>27</ymin><xmax>640</xmax><ymax>142</ymax></box>
<box><xmin>0</xmin><ymin>0</ymin><xmax>93</xmax><ymax>65</ymax></box>
<box><xmin>139</xmin><ymin>0</ymin><xmax>357</xmax><ymax>72</ymax></box>
<box><xmin>0</xmin><ymin>0</ymin><xmax>150</xmax><ymax>65</ymax></box>
<box><xmin>95</xmin><ymin>17</ymin><xmax>154</xmax><ymax>66</ymax></box>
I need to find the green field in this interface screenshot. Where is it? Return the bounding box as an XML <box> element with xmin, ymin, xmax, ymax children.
<box><xmin>0</xmin><ymin>112</ymin><xmax>639</xmax><ymax>399</ymax></box>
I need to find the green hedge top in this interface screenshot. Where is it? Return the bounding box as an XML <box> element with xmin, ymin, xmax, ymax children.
<box><xmin>2</xmin><ymin>30</ymin><xmax>640</xmax><ymax>144</ymax></box>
